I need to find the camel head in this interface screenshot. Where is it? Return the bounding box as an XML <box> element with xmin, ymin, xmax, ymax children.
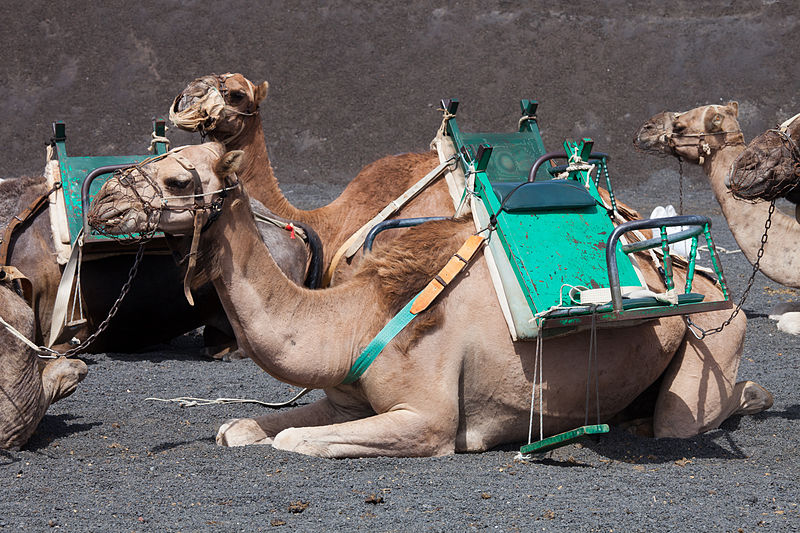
<box><xmin>170</xmin><ymin>73</ymin><xmax>268</xmax><ymax>145</ymax></box>
<box><xmin>728</xmin><ymin>112</ymin><xmax>800</xmax><ymax>203</ymax></box>
<box><xmin>87</xmin><ymin>143</ymin><xmax>244</xmax><ymax>237</ymax></box>
<box><xmin>0</xmin><ymin>285</ymin><xmax>87</xmax><ymax>450</ymax></box>
<box><xmin>634</xmin><ymin>102</ymin><xmax>743</xmax><ymax>163</ymax></box>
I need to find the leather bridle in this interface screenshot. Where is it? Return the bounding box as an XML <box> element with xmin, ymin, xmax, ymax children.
<box><xmin>94</xmin><ymin>148</ymin><xmax>240</xmax><ymax>305</ymax></box>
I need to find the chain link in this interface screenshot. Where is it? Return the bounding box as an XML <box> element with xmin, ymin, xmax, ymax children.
<box><xmin>40</xmin><ymin>243</ymin><xmax>146</xmax><ymax>357</ymax></box>
<box><xmin>685</xmin><ymin>200</ymin><xmax>775</xmax><ymax>339</ymax></box>
<box><xmin>677</xmin><ymin>157</ymin><xmax>684</xmax><ymax>215</ymax></box>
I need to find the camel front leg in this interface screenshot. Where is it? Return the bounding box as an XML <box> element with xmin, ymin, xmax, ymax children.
<box><xmin>216</xmin><ymin>395</ymin><xmax>366</xmax><ymax>447</ymax></box>
<box><xmin>653</xmin><ymin>312</ymin><xmax>772</xmax><ymax>437</ymax></box>
<box><xmin>271</xmin><ymin>408</ymin><xmax>458</xmax><ymax>458</ymax></box>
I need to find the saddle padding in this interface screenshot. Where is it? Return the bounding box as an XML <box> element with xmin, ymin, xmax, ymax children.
<box><xmin>491</xmin><ymin>180</ymin><xmax>597</xmax><ymax>213</ymax></box>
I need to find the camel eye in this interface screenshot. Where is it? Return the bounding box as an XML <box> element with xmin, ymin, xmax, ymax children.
<box><xmin>165</xmin><ymin>176</ymin><xmax>193</xmax><ymax>190</ymax></box>
<box><xmin>228</xmin><ymin>91</ymin><xmax>245</xmax><ymax>103</ymax></box>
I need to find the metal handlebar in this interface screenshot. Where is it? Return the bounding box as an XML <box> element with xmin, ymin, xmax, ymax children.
<box><xmin>606</xmin><ymin>215</ymin><xmax>712</xmax><ymax>312</ymax></box>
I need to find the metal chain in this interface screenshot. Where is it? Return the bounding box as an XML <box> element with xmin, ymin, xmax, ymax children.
<box><xmin>685</xmin><ymin>200</ymin><xmax>775</xmax><ymax>339</ymax></box>
<box><xmin>40</xmin><ymin>243</ymin><xmax>146</xmax><ymax>357</ymax></box>
<box><xmin>677</xmin><ymin>156</ymin><xmax>684</xmax><ymax>215</ymax></box>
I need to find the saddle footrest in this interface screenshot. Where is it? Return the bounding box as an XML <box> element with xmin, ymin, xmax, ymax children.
<box><xmin>546</xmin><ymin>292</ymin><xmax>705</xmax><ymax>319</ymax></box>
<box><xmin>520</xmin><ymin>424</ymin><xmax>610</xmax><ymax>455</ymax></box>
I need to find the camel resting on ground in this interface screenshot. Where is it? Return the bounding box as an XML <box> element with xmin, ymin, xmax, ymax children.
<box><xmin>86</xmin><ymin>143</ymin><xmax>772</xmax><ymax>458</ymax></box>
<box><xmin>0</xmin><ymin>173</ymin><xmax>313</xmax><ymax>355</ymax></box>
<box><xmin>171</xmin><ymin>73</ymin><xmax>455</xmax><ymax>282</ymax></box>
<box><xmin>0</xmin><ymin>283</ymin><xmax>86</xmax><ymax>449</ymax></box>
<box><xmin>635</xmin><ymin>103</ymin><xmax>800</xmax><ymax>334</ymax></box>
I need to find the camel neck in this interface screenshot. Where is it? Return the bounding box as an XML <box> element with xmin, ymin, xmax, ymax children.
<box><xmin>200</xmin><ymin>189</ymin><xmax>366</xmax><ymax>387</ymax></box>
<box><xmin>226</xmin><ymin>117</ymin><xmax>306</xmax><ymax>222</ymax></box>
<box><xmin>0</xmin><ymin>344</ymin><xmax>43</xmax><ymax>437</ymax></box>
<box><xmin>705</xmin><ymin>145</ymin><xmax>800</xmax><ymax>286</ymax></box>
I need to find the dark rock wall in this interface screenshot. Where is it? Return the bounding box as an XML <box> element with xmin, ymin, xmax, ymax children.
<box><xmin>1</xmin><ymin>1</ymin><xmax>798</xmax><ymax>195</ymax></box>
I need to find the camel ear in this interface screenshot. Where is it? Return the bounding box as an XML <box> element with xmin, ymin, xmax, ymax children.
<box><xmin>727</xmin><ymin>101</ymin><xmax>739</xmax><ymax>116</ymax></box>
<box><xmin>217</xmin><ymin>150</ymin><xmax>245</xmax><ymax>176</ymax></box>
<box><xmin>254</xmin><ymin>81</ymin><xmax>269</xmax><ymax>106</ymax></box>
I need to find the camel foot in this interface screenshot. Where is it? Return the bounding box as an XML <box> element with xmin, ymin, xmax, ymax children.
<box><xmin>732</xmin><ymin>381</ymin><xmax>773</xmax><ymax>416</ymax></box>
<box><xmin>776</xmin><ymin>312</ymin><xmax>800</xmax><ymax>335</ymax></box>
<box><xmin>768</xmin><ymin>302</ymin><xmax>800</xmax><ymax>320</ymax></box>
<box><xmin>216</xmin><ymin>418</ymin><xmax>273</xmax><ymax>447</ymax></box>
<box><xmin>272</xmin><ymin>427</ymin><xmax>329</xmax><ymax>457</ymax></box>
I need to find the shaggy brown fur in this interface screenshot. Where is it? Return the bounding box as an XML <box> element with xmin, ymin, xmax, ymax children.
<box><xmin>354</xmin><ymin>217</ymin><xmax>474</xmax><ymax>353</ymax></box>
<box><xmin>0</xmin><ymin>176</ymin><xmax>48</xmax><ymax>239</ymax></box>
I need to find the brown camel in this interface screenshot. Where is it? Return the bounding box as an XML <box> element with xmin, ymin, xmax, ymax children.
<box><xmin>0</xmin><ymin>283</ymin><xmax>87</xmax><ymax>449</ymax></box>
<box><xmin>727</xmin><ymin>112</ymin><xmax>800</xmax><ymax>205</ymax></box>
<box><xmin>87</xmin><ymin>143</ymin><xmax>772</xmax><ymax>458</ymax></box>
<box><xmin>170</xmin><ymin>73</ymin><xmax>455</xmax><ymax>281</ymax></box>
<box><xmin>635</xmin><ymin>103</ymin><xmax>800</xmax><ymax>290</ymax></box>
<box><xmin>0</xmin><ymin>173</ymin><xmax>312</xmax><ymax>354</ymax></box>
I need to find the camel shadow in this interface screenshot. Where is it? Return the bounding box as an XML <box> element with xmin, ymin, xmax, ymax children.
<box><xmin>22</xmin><ymin>414</ymin><xmax>100</xmax><ymax>452</ymax></box>
<box><xmin>751</xmin><ymin>403</ymin><xmax>800</xmax><ymax>421</ymax></box>
<box><xmin>0</xmin><ymin>449</ymin><xmax>23</xmax><ymax>467</ymax></box>
<box><xmin>149</xmin><ymin>436</ymin><xmax>216</xmax><ymax>454</ymax></box>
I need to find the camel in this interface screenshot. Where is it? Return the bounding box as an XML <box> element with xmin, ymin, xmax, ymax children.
<box><xmin>725</xmin><ymin>112</ymin><xmax>800</xmax><ymax>334</ymax></box>
<box><xmin>0</xmin><ymin>172</ymin><xmax>314</xmax><ymax>354</ymax></box>
<box><xmin>635</xmin><ymin>103</ymin><xmax>800</xmax><ymax>333</ymax></box>
<box><xmin>86</xmin><ymin>143</ymin><xmax>772</xmax><ymax>458</ymax></box>
<box><xmin>171</xmin><ymin>73</ymin><xmax>455</xmax><ymax>281</ymax></box>
<box><xmin>0</xmin><ymin>283</ymin><xmax>87</xmax><ymax>449</ymax></box>
<box><xmin>727</xmin><ymin>112</ymin><xmax>800</xmax><ymax>205</ymax></box>
<box><xmin>634</xmin><ymin>103</ymin><xmax>800</xmax><ymax>286</ymax></box>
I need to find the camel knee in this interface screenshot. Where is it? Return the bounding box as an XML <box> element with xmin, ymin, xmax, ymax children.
<box><xmin>216</xmin><ymin>418</ymin><xmax>272</xmax><ymax>447</ymax></box>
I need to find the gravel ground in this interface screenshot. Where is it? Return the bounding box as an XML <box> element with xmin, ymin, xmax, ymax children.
<box><xmin>2</xmin><ymin>181</ymin><xmax>799</xmax><ymax>532</ymax></box>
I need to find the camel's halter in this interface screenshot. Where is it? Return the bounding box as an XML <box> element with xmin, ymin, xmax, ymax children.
<box><xmin>90</xmin><ymin>147</ymin><xmax>241</xmax><ymax>306</ymax></box>
<box><xmin>169</xmin><ymin>73</ymin><xmax>259</xmax><ymax>146</ymax></box>
<box><xmin>657</xmin><ymin>125</ymin><xmax>772</xmax><ymax>339</ymax></box>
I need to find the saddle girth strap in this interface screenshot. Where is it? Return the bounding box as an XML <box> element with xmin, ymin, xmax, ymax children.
<box><xmin>341</xmin><ymin>233</ymin><xmax>484</xmax><ymax>385</ymax></box>
<box><xmin>0</xmin><ymin>182</ymin><xmax>61</xmax><ymax>266</ymax></box>
<box><xmin>410</xmin><ymin>234</ymin><xmax>485</xmax><ymax>314</ymax></box>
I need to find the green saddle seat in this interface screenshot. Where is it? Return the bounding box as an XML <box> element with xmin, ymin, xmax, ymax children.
<box><xmin>491</xmin><ymin>180</ymin><xmax>597</xmax><ymax>213</ymax></box>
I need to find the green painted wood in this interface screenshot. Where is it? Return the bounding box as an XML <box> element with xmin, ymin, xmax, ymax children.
<box><xmin>469</xmin><ymin>139</ymin><xmax>642</xmax><ymax>318</ymax></box>
<box><xmin>52</xmin><ymin>121</ymin><xmax>168</xmax><ymax>243</ymax></box>
<box><xmin>520</xmin><ymin>424</ymin><xmax>610</xmax><ymax>454</ymax></box>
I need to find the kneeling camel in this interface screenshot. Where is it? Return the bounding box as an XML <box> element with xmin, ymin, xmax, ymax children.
<box><xmin>87</xmin><ymin>143</ymin><xmax>771</xmax><ymax>458</ymax></box>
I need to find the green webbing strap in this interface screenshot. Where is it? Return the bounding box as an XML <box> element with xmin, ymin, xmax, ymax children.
<box><xmin>341</xmin><ymin>294</ymin><xmax>419</xmax><ymax>385</ymax></box>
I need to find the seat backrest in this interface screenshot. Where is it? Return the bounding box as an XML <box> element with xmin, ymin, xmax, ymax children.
<box><xmin>490</xmin><ymin>180</ymin><xmax>597</xmax><ymax>213</ymax></box>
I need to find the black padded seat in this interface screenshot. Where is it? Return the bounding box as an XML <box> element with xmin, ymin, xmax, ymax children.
<box><xmin>491</xmin><ymin>180</ymin><xmax>597</xmax><ymax>213</ymax></box>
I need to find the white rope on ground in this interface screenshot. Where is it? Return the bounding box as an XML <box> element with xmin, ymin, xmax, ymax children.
<box><xmin>146</xmin><ymin>387</ymin><xmax>313</xmax><ymax>409</ymax></box>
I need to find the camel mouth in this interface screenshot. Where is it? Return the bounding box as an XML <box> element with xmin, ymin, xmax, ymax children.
<box><xmin>170</xmin><ymin>79</ymin><xmax>225</xmax><ymax>133</ymax></box>
<box><xmin>87</xmin><ymin>194</ymin><xmax>149</xmax><ymax>236</ymax></box>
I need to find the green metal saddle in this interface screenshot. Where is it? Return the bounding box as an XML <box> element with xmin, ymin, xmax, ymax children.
<box><xmin>441</xmin><ymin>99</ymin><xmax>731</xmax><ymax>339</ymax></box>
<box><xmin>49</xmin><ymin>120</ymin><xmax>169</xmax><ymax>245</ymax></box>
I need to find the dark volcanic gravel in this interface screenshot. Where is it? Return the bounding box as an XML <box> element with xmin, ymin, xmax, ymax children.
<box><xmin>2</xmin><ymin>2</ymin><xmax>799</xmax><ymax>531</ymax></box>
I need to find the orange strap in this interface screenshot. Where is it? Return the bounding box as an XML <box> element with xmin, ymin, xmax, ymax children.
<box><xmin>410</xmin><ymin>234</ymin><xmax>484</xmax><ymax>314</ymax></box>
